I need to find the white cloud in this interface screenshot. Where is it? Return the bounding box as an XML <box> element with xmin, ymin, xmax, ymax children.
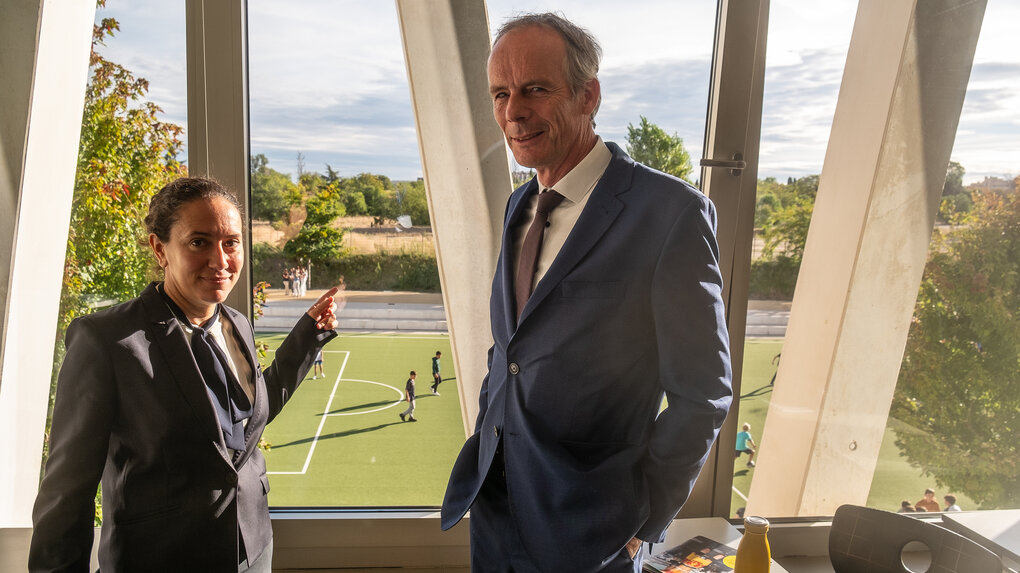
<box><xmin>94</xmin><ymin>0</ymin><xmax>1020</xmax><ymax>184</ymax></box>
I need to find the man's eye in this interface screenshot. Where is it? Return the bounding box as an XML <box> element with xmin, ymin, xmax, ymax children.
<box><xmin>190</xmin><ymin>239</ymin><xmax>205</xmax><ymax>247</ymax></box>
<box><xmin>225</xmin><ymin>240</ymin><xmax>241</xmax><ymax>249</ymax></box>
<box><xmin>493</xmin><ymin>92</ymin><xmax>507</xmax><ymax>101</ymax></box>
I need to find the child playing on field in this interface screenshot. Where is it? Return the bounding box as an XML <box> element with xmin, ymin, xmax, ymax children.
<box><xmin>736</xmin><ymin>422</ymin><xmax>757</xmax><ymax>468</ymax></box>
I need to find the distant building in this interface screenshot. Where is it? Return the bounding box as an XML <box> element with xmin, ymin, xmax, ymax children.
<box><xmin>967</xmin><ymin>176</ymin><xmax>1015</xmax><ymax>195</ymax></box>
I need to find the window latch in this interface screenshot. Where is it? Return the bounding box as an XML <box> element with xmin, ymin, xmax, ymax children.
<box><xmin>700</xmin><ymin>152</ymin><xmax>746</xmax><ymax>176</ymax></box>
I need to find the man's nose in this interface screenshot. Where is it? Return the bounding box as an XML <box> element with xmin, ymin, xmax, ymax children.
<box><xmin>504</xmin><ymin>92</ymin><xmax>529</xmax><ymax>122</ymax></box>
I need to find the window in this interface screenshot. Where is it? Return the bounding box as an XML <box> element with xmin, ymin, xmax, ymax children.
<box><xmin>741</xmin><ymin>0</ymin><xmax>1019</xmax><ymax>517</ymax></box>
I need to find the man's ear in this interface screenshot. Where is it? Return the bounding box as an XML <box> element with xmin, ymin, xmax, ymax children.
<box><xmin>581</xmin><ymin>77</ymin><xmax>601</xmax><ymax>117</ymax></box>
<box><xmin>148</xmin><ymin>234</ymin><xmax>168</xmax><ymax>268</ymax></box>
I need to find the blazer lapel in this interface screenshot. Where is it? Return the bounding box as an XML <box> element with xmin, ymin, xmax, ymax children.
<box><xmin>221</xmin><ymin>307</ymin><xmax>269</xmax><ymax>468</ymax></box>
<box><xmin>139</xmin><ymin>283</ymin><xmax>232</xmax><ymax>464</ymax></box>
<box><xmin>517</xmin><ymin>146</ymin><xmax>633</xmax><ymax>324</ymax></box>
<box><xmin>500</xmin><ymin>179</ymin><xmax>539</xmax><ymax>335</ymax></box>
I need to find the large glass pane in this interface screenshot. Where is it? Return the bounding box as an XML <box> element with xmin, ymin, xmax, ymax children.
<box><xmin>246</xmin><ymin>1</ymin><xmax>456</xmax><ymax>507</ymax></box>
<box><xmin>246</xmin><ymin>0</ymin><xmax>718</xmax><ymax>508</ymax></box>
<box><xmin>46</xmin><ymin>0</ymin><xmax>188</xmax><ymax>523</ymax></box>
<box><xmin>742</xmin><ymin>0</ymin><xmax>1020</xmax><ymax>518</ymax></box>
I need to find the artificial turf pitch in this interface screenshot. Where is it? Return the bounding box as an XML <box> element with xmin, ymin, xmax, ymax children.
<box><xmin>255</xmin><ymin>332</ymin><xmax>973</xmax><ymax>512</ymax></box>
<box><xmin>256</xmin><ymin>331</ymin><xmax>462</xmax><ymax>507</ymax></box>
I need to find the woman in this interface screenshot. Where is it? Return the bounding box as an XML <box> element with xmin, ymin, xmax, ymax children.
<box><xmin>30</xmin><ymin>177</ymin><xmax>339</xmax><ymax>572</ymax></box>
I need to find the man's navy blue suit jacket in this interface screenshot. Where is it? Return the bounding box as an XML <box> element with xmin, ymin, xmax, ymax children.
<box><xmin>442</xmin><ymin>143</ymin><xmax>733</xmax><ymax>572</ymax></box>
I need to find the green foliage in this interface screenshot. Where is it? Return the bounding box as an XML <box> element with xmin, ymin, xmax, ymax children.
<box><xmin>60</xmin><ymin>12</ymin><xmax>185</xmax><ymax>333</ymax></box>
<box><xmin>389</xmin><ymin>179</ymin><xmax>430</xmax><ymax>226</ymax></box>
<box><xmin>250</xmin><ymin>153</ymin><xmax>300</xmax><ymax>221</ymax></box>
<box><xmin>938</xmin><ymin>161</ymin><xmax>971</xmax><ymax>222</ymax></box>
<box><xmin>939</xmin><ymin>192</ymin><xmax>973</xmax><ymax>222</ymax></box>
<box><xmin>253</xmin><ymin>250</ymin><xmax>440</xmax><ymax>292</ymax></box>
<box><xmin>340</xmin><ymin>173</ymin><xmax>391</xmax><ymax>215</ymax></box>
<box><xmin>625</xmin><ymin>116</ymin><xmax>693</xmax><ymax>182</ymax></box>
<box><xmin>892</xmin><ymin>184</ymin><xmax>1020</xmax><ymax>508</ymax></box>
<box><xmin>943</xmin><ymin>160</ymin><xmax>966</xmax><ymax>196</ymax></box>
<box><xmin>304</xmin><ymin>184</ymin><xmax>347</xmax><ymax>226</ymax></box>
<box><xmin>756</xmin><ymin>175</ymin><xmax>818</xmax><ymax>264</ymax></box>
<box><xmin>283</xmin><ymin>225</ymin><xmax>347</xmax><ymax>263</ymax></box>
<box><xmin>748</xmin><ymin>256</ymin><xmax>801</xmax><ymax>300</ymax></box>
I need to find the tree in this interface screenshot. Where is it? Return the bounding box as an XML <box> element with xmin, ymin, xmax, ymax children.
<box><xmin>61</xmin><ymin>7</ymin><xmax>185</xmax><ymax>333</ymax></box>
<box><xmin>389</xmin><ymin>180</ymin><xmax>430</xmax><ymax>226</ymax></box>
<box><xmin>625</xmin><ymin>116</ymin><xmax>693</xmax><ymax>182</ymax></box>
<box><xmin>939</xmin><ymin>161</ymin><xmax>971</xmax><ymax>222</ymax></box>
<box><xmin>304</xmin><ymin>184</ymin><xmax>347</xmax><ymax>226</ymax></box>
<box><xmin>943</xmin><ymin>160</ymin><xmax>966</xmax><ymax>196</ymax></box>
<box><xmin>340</xmin><ymin>173</ymin><xmax>391</xmax><ymax>217</ymax></box>
<box><xmin>250</xmin><ymin>154</ymin><xmax>300</xmax><ymax>221</ymax></box>
<box><xmin>758</xmin><ymin>175</ymin><xmax>818</xmax><ymax>264</ymax></box>
<box><xmin>892</xmin><ymin>183</ymin><xmax>1020</xmax><ymax>508</ymax></box>
<box><xmin>283</xmin><ymin>225</ymin><xmax>347</xmax><ymax>263</ymax></box>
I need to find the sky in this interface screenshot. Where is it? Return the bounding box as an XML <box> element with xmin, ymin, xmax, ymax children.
<box><xmin>96</xmin><ymin>0</ymin><xmax>1019</xmax><ymax>185</ymax></box>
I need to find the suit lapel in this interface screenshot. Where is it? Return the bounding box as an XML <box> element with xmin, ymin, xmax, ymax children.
<box><xmin>500</xmin><ymin>179</ymin><xmax>539</xmax><ymax>335</ymax></box>
<box><xmin>221</xmin><ymin>307</ymin><xmax>269</xmax><ymax>468</ymax></box>
<box><xmin>517</xmin><ymin>146</ymin><xmax>633</xmax><ymax>325</ymax></box>
<box><xmin>140</xmin><ymin>283</ymin><xmax>232</xmax><ymax>465</ymax></box>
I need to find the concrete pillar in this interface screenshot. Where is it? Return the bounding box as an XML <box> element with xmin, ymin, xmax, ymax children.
<box><xmin>186</xmin><ymin>0</ymin><xmax>252</xmax><ymax>316</ymax></box>
<box><xmin>0</xmin><ymin>0</ymin><xmax>96</xmax><ymax>526</ymax></box>
<box><xmin>396</xmin><ymin>0</ymin><xmax>510</xmax><ymax>435</ymax></box>
<box><xmin>747</xmin><ymin>0</ymin><xmax>986</xmax><ymax>516</ymax></box>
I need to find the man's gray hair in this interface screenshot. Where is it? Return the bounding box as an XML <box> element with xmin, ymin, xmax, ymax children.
<box><xmin>494</xmin><ymin>12</ymin><xmax>603</xmax><ymax>126</ymax></box>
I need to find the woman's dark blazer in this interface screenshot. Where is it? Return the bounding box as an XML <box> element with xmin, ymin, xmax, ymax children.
<box><xmin>29</xmin><ymin>281</ymin><xmax>336</xmax><ymax>572</ymax></box>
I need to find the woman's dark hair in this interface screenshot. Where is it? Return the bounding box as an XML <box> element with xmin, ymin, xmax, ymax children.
<box><xmin>145</xmin><ymin>177</ymin><xmax>242</xmax><ymax>241</ymax></box>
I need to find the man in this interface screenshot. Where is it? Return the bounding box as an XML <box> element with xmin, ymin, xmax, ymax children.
<box><xmin>915</xmin><ymin>488</ymin><xmax>941</xmax><ymax>512</ymax></box>
<box><xmin>400</xmin><ymin>370</ymin><xmax>417</xmax><ymax>422</ymax></box>
<box><xmin>943</xmin><ymin>494</ymin><xmax>961</xmax><ymax>512</ymax></box>
<box><xmin>431</xmin><ymin>350</ymin><xmax>443</xmax><ymax>395</ymax></box>
<box><xmin>441</xmin><ymin>13</ymin><xmax>732</xmax><ymax>573</ymax></box>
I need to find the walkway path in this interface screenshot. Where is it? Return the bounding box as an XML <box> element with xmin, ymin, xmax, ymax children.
<box><xmin>257</xmin><ymin>289</ymin><xmax>789</xmax><ymax>337</ymax></box>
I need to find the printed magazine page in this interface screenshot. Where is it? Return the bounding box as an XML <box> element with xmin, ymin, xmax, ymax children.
<box><xmin>643</xmin><ymin>535</ymin><xmax>737</xmax><ymax>573</ymax></box>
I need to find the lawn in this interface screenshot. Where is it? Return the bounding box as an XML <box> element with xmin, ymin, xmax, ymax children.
<box><xmin>255</xmin><ymin>331</ymin><xmax>462</xmax><ymax>507</ymax></box>
<box><xmin>730</xmin><ymin>340</ymin><xmax>977</xmax><ymax>515</ymax></box>
<box><xmin>255</xmin><ymin>331</ymin><xmax>974</xmax><ymax>514</ymax></box>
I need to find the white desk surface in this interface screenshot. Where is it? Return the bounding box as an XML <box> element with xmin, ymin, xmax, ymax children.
<box><xmin>644</xmin><ymin>517</ymin><xmax>789</xmax><ymax>572</ymax></box>
<box><xmin>942</xmin><ymin>509</ymin><xmax>1020</xmax><ymax>563</ymax></box>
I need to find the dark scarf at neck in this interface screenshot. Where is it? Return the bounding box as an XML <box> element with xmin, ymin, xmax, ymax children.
<box><xmin>158</xmin><ymin>285</ymin><xmax>253</xmax><ymax>450</ymax></box>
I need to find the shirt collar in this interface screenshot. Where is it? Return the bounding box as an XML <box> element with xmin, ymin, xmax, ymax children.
<box><xmin>537</xmin><ymin>136</ymin><xmax>611</xmax><ymax>204</ymax></box>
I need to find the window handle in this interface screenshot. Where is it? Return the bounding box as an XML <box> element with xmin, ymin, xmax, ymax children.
<box><xmin>701</xmin><ymin>152</ymin><xmax>746</xmax><ymax>176</ymax></box>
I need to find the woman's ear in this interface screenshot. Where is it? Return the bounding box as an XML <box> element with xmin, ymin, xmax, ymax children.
<box><xmin>148</xmin><ymin>234</ymin><xmax>168</xmax><ymax>268</ymax></box>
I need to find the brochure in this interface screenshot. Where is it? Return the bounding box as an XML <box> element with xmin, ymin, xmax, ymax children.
<box><xmin>643</xmin><ymin>535</ymin><xmax>737</xmax><ymax>573</ymax></box>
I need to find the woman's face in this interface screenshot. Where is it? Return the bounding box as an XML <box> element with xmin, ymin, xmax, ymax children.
<box><xmin>149</xmin><ymin>196</ymin><xmax>244</xmax><ymax>319</ymax></box>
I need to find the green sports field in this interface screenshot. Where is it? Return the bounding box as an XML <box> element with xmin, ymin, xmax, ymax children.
<box><xmin>256</xmin><ymin>332</ymin><xmax>972</xmax><ymax>513</ymax></box>
<box><xmin>256</xmin><ymin>331</ymin><xmax>462</xmax><ymax>507</ymax></box>
<box><xmin>730</xmin><ymin>340</ymin><xmax>977</xmax><ymax>515</ymax></box>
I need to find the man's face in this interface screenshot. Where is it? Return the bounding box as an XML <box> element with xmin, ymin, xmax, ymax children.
<box><xmin>488</xmin><ymin>25</ymin><xmax>600</xmax><ymax>185</ymax></box>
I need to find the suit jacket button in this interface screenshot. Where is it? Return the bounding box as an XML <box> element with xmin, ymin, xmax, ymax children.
<box><xmin>493</xmin><ymin>425</ymin><xmax>500</xmax><ymax>437</ymax></box>
<box><xmin>226</xmin><ymin>472</ymin><xmax>237</xmax><ymax>485</ymax></box>
<box><xmin>508</xmin><ymin>362</ymin><xmax>519</xmax><ymax>374</ymax></box>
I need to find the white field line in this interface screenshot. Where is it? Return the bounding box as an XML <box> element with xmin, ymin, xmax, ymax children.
<box><xmin>268</xmin><ymin>350</ymin><xmax>350</xmax><ymax>475</ymax></box>
<box><xmin>325</xmin><ymin>379</ymin><xmax>404</xmax><ymax>416</ymax></box>
<box><xmin>732</xmin><ymin>485</ymin><xmax>749</xmax><ymax>502</ymax></box>
<box><xmin>343</xmin><ymin>334</ymin><xmax>449</xmax><ymax>340</ymax></box>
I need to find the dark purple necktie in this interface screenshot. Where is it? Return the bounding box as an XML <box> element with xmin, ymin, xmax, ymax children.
<box><xmin>515</xmin><ymin>189</ymin><xmax>565</xmax><ymax>320</ymax></box>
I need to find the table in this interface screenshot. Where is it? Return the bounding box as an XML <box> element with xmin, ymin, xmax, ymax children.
<box><xmin>942</xmin><ymin>509</ymin><xmax>1020</xmax><ymax>565</ymax></box>
<box><xmin>643</xmin><ymin>517</ymin><xmax>789</xmax><ymax>572</ymax></box>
